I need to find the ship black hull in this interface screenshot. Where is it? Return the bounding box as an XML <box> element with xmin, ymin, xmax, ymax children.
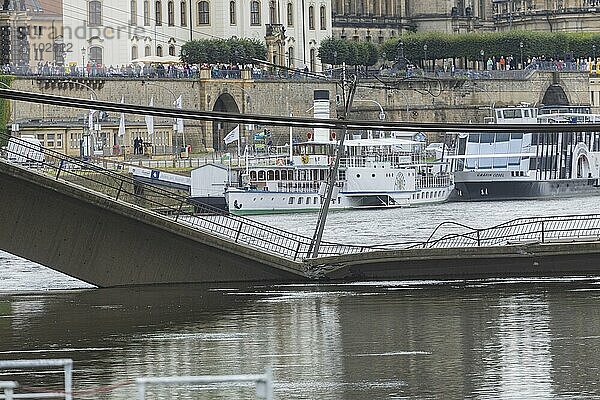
<box><xmin>450</xmin><ymin>178</ymin><xmax>600</xmax><ymax>201</ymax></box>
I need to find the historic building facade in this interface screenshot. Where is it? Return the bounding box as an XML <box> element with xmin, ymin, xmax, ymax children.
<box><xmin>332</xmin><ymin>0</ymin><xmax>494</xmax><ymax>42</ymax></box>
<box><xmin>61</xmin><ymin>0</ymin><xmax>332</xmax><ymax>71</ymax></box>
<box><xmin>332</xmin><ymin>0</ymin><xmax>600</xmax><ymax>41</ymax></box>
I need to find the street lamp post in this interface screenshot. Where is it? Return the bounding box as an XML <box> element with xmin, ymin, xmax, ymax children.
<box><xmin>519</xmin><ymin>41</ymin><xmax>524</xmax><ymax>69</ymax></box>
<box><xmin>60</xmin><ymin>80</ymin><xmax>100</xmax><ymax>157</ymax></box>
<box><xmin>355</xmin><ymin>98</ymin><xmax>385</xmax><ymax>137</ymax></box>
<box><xmin>142</xmin><ymin>81</ymin><xmax>181</xmax><ymax>158</ymax></box>
<box><xmin>480</xmin><ymin>49</ymin><xmax>485</xmax><ymax>71</ymax></box>
<box><xmin>81</xmin><ymin>46</ymin><xmax>86</xmax><ymax>77</ymax></box>
<box><xmin>423</xmin><ymin>44</ymin><xmax>428</xmax><ymax>72</ymax></box>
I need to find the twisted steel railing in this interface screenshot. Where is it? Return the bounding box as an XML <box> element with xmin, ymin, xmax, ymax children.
<box><xmin>3</xmin><ymin>134</ymin><xmax>600</xmax><ymax>259</ymax></box>
<box><xmin>417</xmin><ymin>215</ymin><xmax>600</xmax><ymax>249</ymax></box>
<box><xmin>0</xmin><ymin>134</ymin><xmax>366</xmax><ymax>261</ymax></box>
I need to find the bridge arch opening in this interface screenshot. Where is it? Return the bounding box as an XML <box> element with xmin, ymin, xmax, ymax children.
<box><xmin>212</xmin><ymin>93</ymin><xmax>240</xmax><ymax>152</ymax></box>
<box><xmin>541</xmin><ymin>84</ymin><xmax>569</xmax><ymax>106</ymax></box>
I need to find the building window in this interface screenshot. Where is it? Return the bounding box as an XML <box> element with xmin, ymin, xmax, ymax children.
<box><xmin>319</xmin><ymin>5</ymin><xmax>326</xmax><ymax>30</ymax></box>
<box><xmin>145</xmin><ymin>45</ymin><xmax>151</xmax><ymax>56</ymax></box>
<box><xmin>88</xmin><ymin>1</ymin><xmax>102</xmax><ymax>26</ymax></box>
<box><xmin>144</xmin><ymin>0</ymin><xmax>150</xmax><ymax>25</ymax></box>
<box><xmin>169</xmin><ymin>44</ymin><xmax>176</xmax><ymax>55</ymax></box>
<box><xmin>250</xmin><ymin>0</ymin><xmax>260</xmax><ymax>25</ymax></box>
<box><xmin>229</xmin><ymin>0</ymin><xmax>236</xmax><ymax>24</ymax></box>
<box><xmin>168</xmin><ymin>1</ymin><xmax>175</xmax><ymax>25</ymax></box>
<box><xmin>89</xmin><ymin>46</ymin><xmax>103</xmax><ymax>65</ymax></box>
<box><xmin>157</xmin><ymin>45</ymin><xmax>163</xmax><ymax>56</ymax></box>
<box><xmin>181</xmin><ymin>1</ymin><xmax>187</xmax><ymax>25</ymax></box>
<box><xmin>156</xmin><ymin>0</ymin><xmax>162</xmax><ymax>25</ymax></box>
<box><xmin>269</xmin><ymin>0</ymin><xmax>276</xmax><ymax>23</ymax></box>
<box><xmin>287</xmin><ymin>1</ymin><xmax>293</xmax><ymax>26</ymax></box>
<box><xmin>130</xmin><ymin>0</ymin><xmax>137</xmax><ymax>25</ymax></box>
<box><xmin>132</xmin><ymin>45</ymin><xmax>138</xmax><ymax>60</ymax></box>
<box><xmin>198</xmin><ymin>1</ymin><xmax>209</xmax><ymax>24</ymax></box>
<box><xmin>308</xmin><ymin>5</ymin><xmax>314</xmax><ymax>30</ymax></box>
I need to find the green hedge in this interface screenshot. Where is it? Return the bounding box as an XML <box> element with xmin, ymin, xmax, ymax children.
<box><xmin>318</xmin><ymin>38</ymin><xmax>379</xmax><ymax>67</ymax></box>
<box><xmin>0</xmin><ymin>76</ymin><xmax>12</xmax><ymax>147</ymax></box>
<box><xmin>180</xmin><ymin>38</ymin><xmax>267</xmax><ymax>65</ymax></box>
<box><xmin>377</xmin><ymin>31</ymin><xmax>600</xmax><ymax>63</ymax></box>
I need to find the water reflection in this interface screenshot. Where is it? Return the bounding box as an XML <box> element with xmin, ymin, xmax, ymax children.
<box><xmin>476</xmin><ymin>294</ymin><xmax>553</xmax><ymax>399</ymax></box>
<box><xmin>1</xmin><ymin>280</ymin><xmax>600</xmax><ymax>399</ymax></box>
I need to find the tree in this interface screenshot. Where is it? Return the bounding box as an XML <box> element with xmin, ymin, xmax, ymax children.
<box><xmin>318</xmin><ymin>38</ymin><xmax>378</xmax><ymax>67</ymax></box>
<box><xmin>181</xmin><ymin>38</ymin><xmax>267</xmax><ymax>65</ymax></box>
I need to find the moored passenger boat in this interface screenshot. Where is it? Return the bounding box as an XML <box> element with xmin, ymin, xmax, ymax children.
<box><xmin>222</xmin><ymin>134</ymin><xmax>453</xmax><ymax>215</ymax></box>
<box><xmin>449</xmin><ymin>104</ymin><xmax>600</xmax><ymax>201</ymax></box>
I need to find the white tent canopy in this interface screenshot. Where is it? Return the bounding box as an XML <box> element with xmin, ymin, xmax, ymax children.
<box><xmin>131</xmin><ymin>55</ymin><xmax>182</xmax><ymax>64</ymax></box>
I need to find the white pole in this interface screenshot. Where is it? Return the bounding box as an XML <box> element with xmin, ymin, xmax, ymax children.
<box><xmin>245</xmin><ymin>144</ymin><xmax>249</xmax><ymax>175</ymax></box>
<box><xmin>289</xmin><ymin>112</ymin><xmax>293</xmax><ymax>162</ymax></box>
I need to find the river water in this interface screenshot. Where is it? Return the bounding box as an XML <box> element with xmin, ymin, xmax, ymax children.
<box><xmin>2</xmin><ymin>198</ymin><xmax>600</xmax><ymax>399</ymax></box>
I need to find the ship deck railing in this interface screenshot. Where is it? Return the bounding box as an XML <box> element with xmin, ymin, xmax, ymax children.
<box><xmin>415</xmin><ymin>174</ymin><xmax>453</xmax><ymax>189</ymax></box>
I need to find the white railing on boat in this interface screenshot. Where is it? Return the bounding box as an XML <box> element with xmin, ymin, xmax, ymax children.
<box><xmin>416</xmin><ymin>174</ymin><xmax>453</xmax><ymax>189</ymax></box>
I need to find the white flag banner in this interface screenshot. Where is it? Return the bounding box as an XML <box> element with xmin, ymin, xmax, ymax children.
<box><xmin>118</xmin><ymin>96</ymin><xmax>126</xmax><ymax>137</ymax></box>
<box><xmin>223</xmin><ymin>125</ymin><xmax>240</xmax><ymax>145</ymax></box>
<box><xmin>174</xmin><ymin>95</ymin><xmax>184</xmax><ymax>133</ymax></box>
<box><xmin>145</xmin><ymin>97</ymin><xmax>154</xmax><ymax>138</ymax></box>
<box><xmin>88</xmin><ymin>95</ymin><xmax>96</xmax><ymax>130</ymax></box>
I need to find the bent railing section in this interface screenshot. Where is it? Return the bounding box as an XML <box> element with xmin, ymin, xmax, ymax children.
<box><xmin>0</xmin><ymin>134</ymin><xmax>365</xmax><ymax>261</ymax></box>
<box><xmin>4</xmin><ymin>134</ymin><xmax>600</xmax><ymax>258</ymax></box>
<box><xmin>417</xmin><ymin>215</ymin><xmax>600</xmax><ymax>249</ymax></box>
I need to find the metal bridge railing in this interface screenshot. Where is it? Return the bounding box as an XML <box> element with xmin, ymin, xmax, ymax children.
<box><xmin>0</xmin><ymin>134</ymin><xmax>366</xmax><ymax>261</ymax></box>
<box><xmin>418</xmin><ymin>214</ymin><xmax>600</xmax><ymax>249</ymax></box>
<box><xmin>4</xmin><ymin>135</ymin><xmax>600</xmax><ymax>258</ymax></box>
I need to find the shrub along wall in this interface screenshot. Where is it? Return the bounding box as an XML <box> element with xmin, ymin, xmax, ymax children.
<box><xmin>378</xmin><ymin>31</ymin><xmax>600</xmax><ymax>66</ymax></box>
<box><xmin>0</xmin><ymin>76</ymin><xmax>12</xmax><ymax>147</ymax></box>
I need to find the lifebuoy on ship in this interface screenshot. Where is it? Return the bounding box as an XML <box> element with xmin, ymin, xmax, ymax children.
<box><xmin>330</xmin><ymin>131</ymin><xmax>336</xmax><ymax>140</ymax></box>
<box><xmin>307</xmin><ymin>132</ymin><xmax>313</xmax><ymax>140</ymax></box>
<box><xmin>301</xmin><ymin>154</ymin><xmax>309</xmax><ymax>164</ymax></box>
<box><xmin>276</xmin><ymin>158</ymin><xmax>285</xmax><ymax>166</ymax></box>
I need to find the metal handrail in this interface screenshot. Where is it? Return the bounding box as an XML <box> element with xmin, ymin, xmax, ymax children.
<box><xmin>421</xmin><ymin>214</ymin><xmax>600</xmax><ymax>249</ymax></box>
<box><xmin>0</xmin><ymin>359</ymin><xmax>73</xmax><ymax>400</ymax></box>
<box><xmin>0</xmin><ymin>134</ymin><xmax>366</xmax><ymax>260</ymax></box>
<box><xmin>4</xmin><ymin>134</ymin><xmax>600</xmax><ymax>256</ymax></box>
<box><xmin>136</xmin><ymin>369</ymin><xmax>273</xmax><ymax>400</ymax></box>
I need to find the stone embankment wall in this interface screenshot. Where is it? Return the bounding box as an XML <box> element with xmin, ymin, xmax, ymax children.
<box><xmin>10</xmin><ymin>71</ymin><xmax>590</xmax><ymax>150</ymax></box>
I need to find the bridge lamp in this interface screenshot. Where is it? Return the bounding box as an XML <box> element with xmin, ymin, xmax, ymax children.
<box><xmin>519</xmin><ymin>41</ymin><xmax>523</xmax><ymax>69</ymax></box>
<box><xmin>480</xmin><ymin>49</ymin><xmax>484</xmax><ymax>70</ymax></box>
